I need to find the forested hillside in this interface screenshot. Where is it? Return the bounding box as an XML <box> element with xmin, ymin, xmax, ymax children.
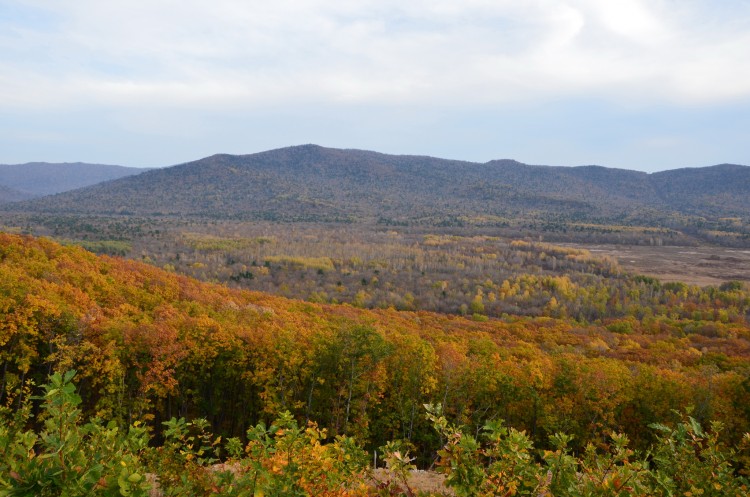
<box><xmin>2</xmin><ymin>233</ymin><xmax>749</xmax><ymax>451</ymax></box>
<box><xmin>651</xmin><ymin>164</ymin><xmax>750</xmax><ymax>217</ymax></box>
<box><xmin>2</xmin><ymin>233</ymin><xmax>750</xmax><ymax>494</ymax></box>
<box><xmin>0</xmin><ymin>184</ymin><xmax>32</xmax><ymax>204</ymax></box>
<box><xmin>0</xmin><ymin>161</ymin><xmax>146</xmax><ymax>198</ymax></box>
<box><xmin>8</xmin><ymin>145</ymin><xmax>750</xmax><ymax>230</ymax></box>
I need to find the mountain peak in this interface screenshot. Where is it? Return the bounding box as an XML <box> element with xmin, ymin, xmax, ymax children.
<box><xmin>5</xmin><ymin>146</ymin><xmax>749</xmax><ymax>223</ymax></box>
<box><xmin>485</xmin><ymin>158</ymin><xmax>526</xmax><ymax>167</ymax></box>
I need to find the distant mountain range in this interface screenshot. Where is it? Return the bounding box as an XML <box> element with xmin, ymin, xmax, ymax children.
<box><xmin>4</xmin><ymin>145</ymin><xmax>749</xmax><ymax>225</ymax></box>
<box><xmin>0</xmin><ymin>184</ymin><xmax>32</xmax><ymax>204</ymax></box>
<box><xmin>0</xmin><ymin>162</ymin><xmax>146</xmax><ymax>201</ymax></box>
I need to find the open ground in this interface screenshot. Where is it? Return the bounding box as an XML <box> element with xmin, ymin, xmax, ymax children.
<box><xmin>566</xmin><ymin>244</ymin><xmax>750</xmax><ymax>287</ymax></box>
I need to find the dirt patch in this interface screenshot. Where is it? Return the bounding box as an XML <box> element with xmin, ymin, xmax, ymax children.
<box><xmin>371</xmin><ymin>468</ymin><xmax>452</xmax><ymax>495</ymax></box>
<box><xmin>146</xmin><ymin>467</ymin><xmax>452</xmax><ymax>496</ymax></box>
<box><xmin>563</xmin><ymin>244</ymin><xmax>750</xmax><ymax>287</ymax></box>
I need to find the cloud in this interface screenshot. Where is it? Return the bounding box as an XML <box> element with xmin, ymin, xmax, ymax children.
<box><xmin>1</xmin><ymin>0</ymin><xmax>750</xmax><ymax>110</ymax></box>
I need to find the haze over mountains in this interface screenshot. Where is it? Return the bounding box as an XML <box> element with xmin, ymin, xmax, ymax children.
<box><xmin>4</xmin><ymin>145</ymin><xmax>749</xmax><ymax>225</ymax></box>
<box><xmin>0</xmin><ymin>162</ymin><xmax>145</xmax><ymax>202</ymax></box>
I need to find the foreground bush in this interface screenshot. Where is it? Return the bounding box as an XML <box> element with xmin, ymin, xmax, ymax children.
<box><xmin>0</xmin><ymin>372</ymin><xmax>369</xmax><ymax>497</ymax></box>
<box><xmin>425</xmin><ymin>404</ymin><xmax>750</xmax><ymax>496</ymax></box>
<box><xmin>1</xmin><ymin>372</ymin><xmax>749</xmax><ymax>496</ymax></box>
<box><xmin>0</xmin><ymin>370</ymin><xmax>150</xmax><ymax>496</ymax></box>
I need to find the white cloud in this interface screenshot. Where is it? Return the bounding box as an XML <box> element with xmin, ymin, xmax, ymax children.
<box><xmin>588</xmin><ymin>0</ymin><xmax>670</xmax><ymax>42</ymax></box>
<box><xmin>1</xmin><ymin>0</ymin><xmax>750</xmax><ymax>111</ymax></box>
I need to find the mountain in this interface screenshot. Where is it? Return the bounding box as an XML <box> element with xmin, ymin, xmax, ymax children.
<box><xmin>0</xmin><ymin>161</ymin><xmax>147</xmax><ymax>198</ymax></box>
<box><xmin>0</xmin><ymin>184</ymin><xmax>34</xmax><ymax>204</ymax></box>
<box><xmin>5</xmin><ymin>145</ymin><xmax>749</xmax><ymax>224</ymax></box>
<box><xmin>650</xmin><ymin>164</ymin><xmax>750</xmax><ymax>218</ymax></box>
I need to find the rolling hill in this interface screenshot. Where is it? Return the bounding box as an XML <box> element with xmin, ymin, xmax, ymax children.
<box><xmin>0</xmin><ymin>161</ymin><xmax>147</xmax><ymax>199</ymax></box>
<box><xmin>5</xmin><ymin>145</ymin><xmax>749</xmax><ymax>224</ymax></box>
<box><xmin>0</xmin><ymin>184</ymin><xmax>33</xmax><ymax>204</ymax></box>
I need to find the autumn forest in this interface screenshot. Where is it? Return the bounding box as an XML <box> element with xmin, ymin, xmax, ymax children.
<box><xmin>1</xmin><ymin>149</ymin><xmax>750</xmax><ymax>495</ymax></box>
<box><xmin>1</xmin><ymin>226</ymin><xmax>750</xmax><ymax>495</ymax></box>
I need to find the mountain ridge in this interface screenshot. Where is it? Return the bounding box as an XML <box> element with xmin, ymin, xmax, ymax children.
<box><xmin>0</xmin><ymin>184</ymin><xmax>33</xmax><ymax>204</ymax></box>
<box><xmin>5</xmin><ymin>145</ymin><xmax>749</xmax><ymax>224</ymax></box>
<box><xmin>0</xmin><ymin>161</ymin><xmax>147</xmax><ymax>199</ymax></box>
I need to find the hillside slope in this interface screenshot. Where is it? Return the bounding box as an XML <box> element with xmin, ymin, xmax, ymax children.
<box><xmin>0</xmin><ymin>161</ymin><xmax>146</xmax><ymax>198</ymax></box>
<box><xmin>6</xmin><ymin>145</ymin><xmax>749</xmax><ymax>224</ymax></box>
<box><xmin>1</xmin><ymin>232</ymin><xmax>749</xmax><ymax>453</ymax></box>
<box><xmin>0</xmin><ymin>184</ymin><xmax>33</xmax><ymax>204</ymax></box>
<box><xmin>651</xmin><ymin>164</ymin><xmax>750</xmax><ymax>217</ymax></box>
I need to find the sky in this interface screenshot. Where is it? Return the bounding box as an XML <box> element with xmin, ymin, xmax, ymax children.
<box><xmin>1</xmin><ymin>1</ymin><xmax>749</xmax><ymax>172</ymax></box>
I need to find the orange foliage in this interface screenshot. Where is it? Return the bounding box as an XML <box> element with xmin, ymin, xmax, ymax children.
<box><xmin>1</xmin><ymin>232</ymin><xmax>749</xmax><ymax>454</ymax></box>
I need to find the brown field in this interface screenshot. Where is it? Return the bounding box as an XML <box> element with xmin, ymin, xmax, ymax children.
<box><xmin>565</xmin><ymin>244</ymin><xmax>750</xmax><ymax>287</ymax></box>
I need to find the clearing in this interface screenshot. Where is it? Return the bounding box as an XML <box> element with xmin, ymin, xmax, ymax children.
<box><xmin>565</xmin><ymin>244</ymin><xmax>750</xmax><ymax>287</ymax></box>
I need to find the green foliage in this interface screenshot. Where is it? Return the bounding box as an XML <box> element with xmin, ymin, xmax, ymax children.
<box><xmin>145</xmin><ymin>414</ymin><xmax>371</xmax><ymax>496</ymax></box>
<box><xmin>2</xmin><ymin>372</ymin><xmax>750</xmax><ymax>497</ymax></box>
<box><xmin>182</xmin><ymin>233</ymin><xmax>266</xmax><ymax>252</ymax></box>
<box><xmin>61</xmin><ymin>239</ymin><xmax>132</xmax><ymax>256</ymax></box>
<box><xmin>427</xmin><ymin>403</ymin><xmax>545</xmax><ymax>496</ymax></box>
<box><xmin>233</xmin><ymin>411</ymin><xmax>369</xmax><ymax>496</ymax></box>
<box><xmin>0</xmin><ymin>370</ymin><xmax>151</xmax><ymax>497</ymax></box>
<box><xmin>264</xmin><ymin>255</ymin><xmax>335</xmax><ymax>272</ymax></box>
<box><xmin>146</xmin><ymin>416</ymin><xmax>224</xmax><ymax>496</ymax></box>
<box><xmin>720</xmin><ymin>280</ymin><xmax>745</xmax><ymax>292</ymax></box>
<box><xmin>426</xmin><ymin>404</ymin><xmax>485</xmax><ymax>496</ymax></box>
<box><xmin>648</xmin><ymin>413</ymin><xmax>750</xmax><ymax>496</ymax></box>
<box><xmin>145</xmin><ymin>409</ymin><xmax>371</xmax><ymax>496</ymax></box>
<box><xmin>1</xmin><ymin>372</ymin><xmax>372</xmax><ymax>497</ymax></box>
<box><xmin>606</xmin><ymin>320</ymin><xmax>634</xmax><ymax>334</ymax></box>
<box><xmin>426</xmin><ymin>405</ymin><xmax>750</xmax><ymax>497</ymax></box>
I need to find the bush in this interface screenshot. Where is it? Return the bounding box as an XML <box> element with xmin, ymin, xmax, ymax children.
<box><xmin>3</xmin><ymin>373</ymin><xmax>749</xmax><ymax>497</ymax></box>
<box><xmin>426</xmin><ymin>404</ymin><xmax>750</xmax><ymax>497</ymax></box>
<box><xmin>0</xmin><ymin>371</ymin><xmax>370</xmax><ymax>497</ymax></box>
<box><xmin>0</xmin><ymin>370</ymin><xmax>151</xmax><ymax>497</ymax></box>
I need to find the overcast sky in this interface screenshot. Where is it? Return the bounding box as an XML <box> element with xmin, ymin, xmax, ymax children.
<box><xmin>1</xmin><ymin>1</ymin><xmax>749</xmax><ymax>171</ymax></box>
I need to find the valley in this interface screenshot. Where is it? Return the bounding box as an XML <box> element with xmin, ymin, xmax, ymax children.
<box><xmin>5</xmin><ymin>1</ymin><xmax>750</xmax><ymax>492</ymax></box>
<box><xmin>1</xmin><ymin>147</ymin><xmax>749</xmax><ymax>495</ymax></box>
<box><xmin>2</xmin><ymin>210</ymin><xmax>747</xmax><ymax>322</ymax></box>
<box><xmin>563</xmin><ymin>243</ymin><xmax>750</xmax><ymax>287</ymax></box>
